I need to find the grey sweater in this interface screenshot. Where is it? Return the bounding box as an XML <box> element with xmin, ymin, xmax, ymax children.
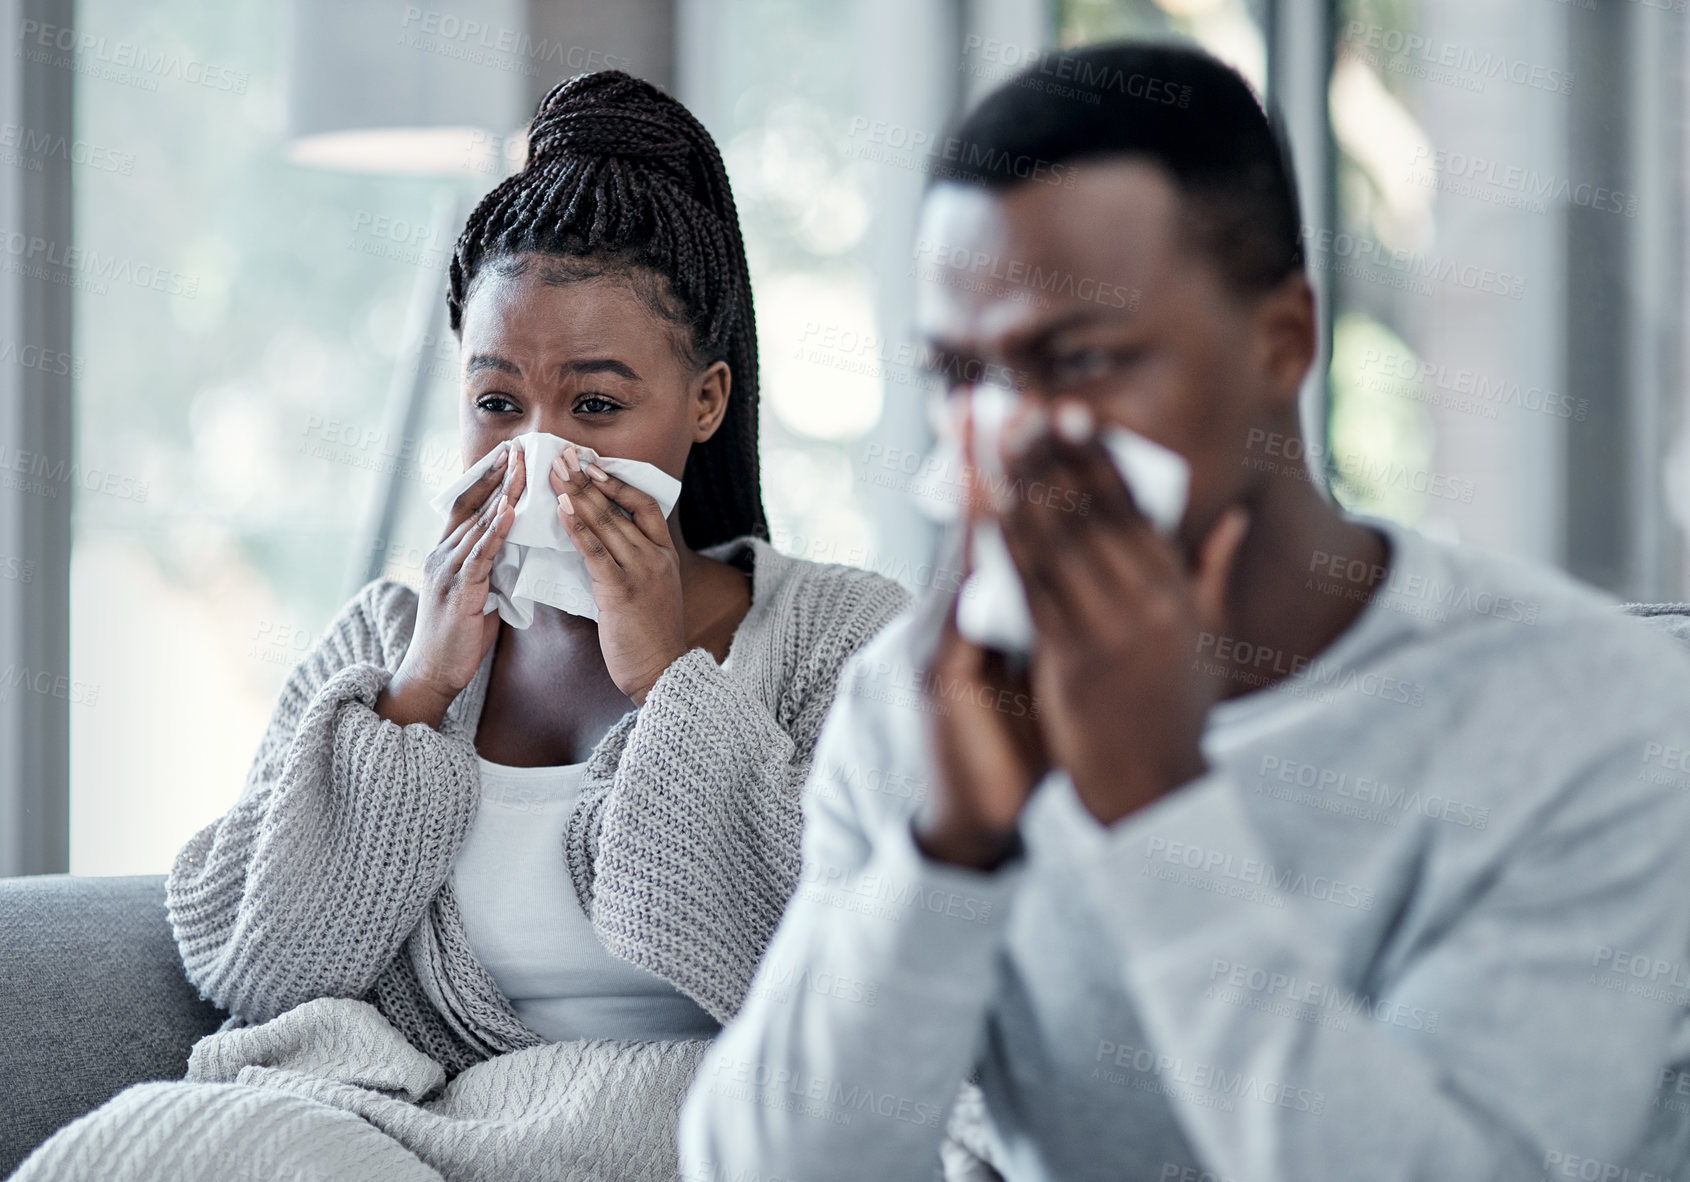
<box><xmin>681</xmin><ymin>515</ymin><xmax>1690</xmax><ymax>1181</ymax></box>
<box><xmin>165</xmin><ymin>535</ymin><xmax>910</xmax><ymax>1080</ymax></box>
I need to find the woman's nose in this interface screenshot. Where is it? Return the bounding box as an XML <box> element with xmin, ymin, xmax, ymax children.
<box><xmin>527</xmin><ymin>415</ymin><xmax>579</xmax><ymax>443</ymax></box>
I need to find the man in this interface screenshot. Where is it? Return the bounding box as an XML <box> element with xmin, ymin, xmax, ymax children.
<box><xmin>679</xmin><ymin>42</ymin><xmax>1690</xmax><ymax>1181</ymax></box>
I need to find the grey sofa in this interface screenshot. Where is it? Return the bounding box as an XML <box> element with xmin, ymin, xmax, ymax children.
<box><xmin>3</xmin><ymin>603</ymin><xmax>1688</xmax><ymax>1177</ymax></box>
<box><xmin>0</xmin><ymin>874</ymin><xmax>226</xmax><ymax>1177</ymax></box>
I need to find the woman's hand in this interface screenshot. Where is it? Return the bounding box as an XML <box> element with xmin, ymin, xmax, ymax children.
<box><xmin>379</xmin><ymin>440</ymin><xmax>525</xmax><ymax>728</ymax></box>
<box><xmin>551</xmin><ymin>443</ymin><xmax>687</xmax><ymax>705</ymax></box>
<box><xmin>998</xmin><ymin>401</ymin><xmax>1248</xmax><ymax>827</ymax></box>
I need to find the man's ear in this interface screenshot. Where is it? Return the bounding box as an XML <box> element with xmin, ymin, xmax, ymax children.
<box><xmin>693</xmin><ymin>360</ymin><xmax>732</xmax><ymax>443</ymax></box>
<box><xmin>1254</xmin><ymin>272</ymin><xmax>1317</xmax><ymax>418</ymax></box>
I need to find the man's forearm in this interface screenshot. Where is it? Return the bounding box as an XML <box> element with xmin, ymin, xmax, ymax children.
<box><xmin>680</xmin><ymin>815</ymin><xmax>1022</xmax><ymax>1181</ymax></box>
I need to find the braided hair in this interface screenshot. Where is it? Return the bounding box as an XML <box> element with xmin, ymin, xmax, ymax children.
<box><xmin>448</xmin><ymin>70</ymin><xmax>766</xmax><ymax>549</ymax></box>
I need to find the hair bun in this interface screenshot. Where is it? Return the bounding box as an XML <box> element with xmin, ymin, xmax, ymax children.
<box><xmin>524</xmin><ymin>70</ymin><xmax>706</xmax><ymax>195</ymax></box>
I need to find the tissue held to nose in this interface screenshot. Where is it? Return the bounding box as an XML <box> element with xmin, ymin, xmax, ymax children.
<box><xmin>427</xmin><ymin>431</ymin><xmax>684</xmax><ymax>628</ymax></box>
<box><xmin>908</xmin><ymin>383</ymin><xmax>1191</xmax><ymax>655</ymax></box>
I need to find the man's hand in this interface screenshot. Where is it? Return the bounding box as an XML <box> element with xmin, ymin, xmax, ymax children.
<box><xmin>998</xmin><ymin>400</ymin><xmax>1248</xmax><ymax>827</ymax></box>
<box><xmin>914</xmin><ymin>399</ymin><xmax>1049</xmax><ymax>870</ymax></box>
<box><xmin>916</xmin><ymin>599</ymin><xmax>1049</xmax><ymax>870</ymax></box>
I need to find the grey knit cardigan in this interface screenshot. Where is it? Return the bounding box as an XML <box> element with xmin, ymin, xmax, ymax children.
<box><xmin>164</xmin><ymin>535</ymin><xmax>911</xmax><ymax>1079</ymax></box>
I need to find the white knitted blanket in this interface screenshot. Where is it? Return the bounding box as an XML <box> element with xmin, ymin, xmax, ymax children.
<box><xmin>16</xmin><ymin>997</ymin><xmax>709</xmax><ymax>1182</ymax></box>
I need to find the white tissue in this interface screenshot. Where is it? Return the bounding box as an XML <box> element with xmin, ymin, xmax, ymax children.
<box><xmin>427</xmin><ymin>430</ymin><xmax>683</xmax><ymax>628</ymax></box>
<box><xmin>909</xmin><ymin>384</ymin><xmax>1190</xmax><ymax>655</ymax></box>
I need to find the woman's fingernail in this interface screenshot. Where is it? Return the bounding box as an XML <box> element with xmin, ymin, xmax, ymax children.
<box><xmin>564</xmin><ymin>445</ymin><xmax>579</xmax><ymax>474</ymax></box>
<box><xmin>552</xmin><ymin>456</ymin><xmax>567</xmax><ymax>478</ymax></box>
<box><xmin>1054</xmin><ymin>401</ymin><xmax>1095</xmax><ymax>443</ymax></box>
<box><xmin>558</xmin><ymin>492</ymin><xmax>575</xmax><ymax>516</ymax></box>
<box><xmin>585</xmin><ymin>462</ymin><xmax>609</xmax><ymax>482</ymax></box>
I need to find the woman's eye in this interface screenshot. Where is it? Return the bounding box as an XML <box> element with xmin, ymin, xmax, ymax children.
<box><xmin>475</xmin><ymin>394</ymin><xmax>517</xmax><ymax>414</ymax></box>
<box><xmin>576</xmin><ymin>396</ymin><xmax>619</xmax><ymax>415</ymax></box>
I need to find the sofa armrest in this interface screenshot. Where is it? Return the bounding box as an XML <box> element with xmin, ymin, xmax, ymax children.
<box><xmin>1622</xmin><ymin>602</ymin><xmax>1690</xmax><ymax>651</ymax></box>
<box><xmin>0</xmin><ymin>873</ymin><xmax>227</xmax><ymax>1176</ymax></box>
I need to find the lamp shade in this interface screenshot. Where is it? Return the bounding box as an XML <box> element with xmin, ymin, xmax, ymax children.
<box><xmin>285</xmin><ymin>0</ymin><xmax>529</xmax><ymax>176</ymax></box>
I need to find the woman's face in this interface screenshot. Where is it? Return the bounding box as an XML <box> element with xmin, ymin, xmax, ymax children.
<box><xmin>455</xmin><ymin>257</ymin><xmax>730</xmax><ymax>477</ymax></box>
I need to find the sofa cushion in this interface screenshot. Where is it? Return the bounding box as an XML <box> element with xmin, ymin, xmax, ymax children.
<box><xmin>0</xmin><ymin>873</ymin><xmax>226</xmax><ymax>1176</ymax></box>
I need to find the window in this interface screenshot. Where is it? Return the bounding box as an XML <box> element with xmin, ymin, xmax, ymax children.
<box><xmin>37</xmin><ymin>0</ymin><xmax>1690</xmax><ymax>876</ymax></box>
<box><xmin>68</xmin><ymin>0</ymin><xmax>487</xmax><ymax>872</ymax></box>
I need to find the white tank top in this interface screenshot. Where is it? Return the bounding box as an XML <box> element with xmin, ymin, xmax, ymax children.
<box><xmin>451</xmin><ymin>755</ymin><xmax>721</xmax><ymax>1043</ymax></box>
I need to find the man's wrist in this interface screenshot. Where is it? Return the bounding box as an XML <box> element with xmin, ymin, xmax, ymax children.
<box><xmin>1070</xmin><ymin>749</ymin><xmax>1210</xmax><ymax>827</ymax></box>
<box><xmin>911</xmin><ymin>814</ymin><xmax>1023</xmax><ymax>872</ymax></box>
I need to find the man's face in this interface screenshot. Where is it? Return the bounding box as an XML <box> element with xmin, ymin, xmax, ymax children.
<box><xmin>913</xmin><ymin>158</ymin><xmax>1313</xmax><ymax>548</ymax></box>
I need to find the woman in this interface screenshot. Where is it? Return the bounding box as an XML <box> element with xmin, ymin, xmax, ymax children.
<box><xmin>12</xmin><ymin>72</ymin><xmax>910</xmax><ymax>1182</ymax></box>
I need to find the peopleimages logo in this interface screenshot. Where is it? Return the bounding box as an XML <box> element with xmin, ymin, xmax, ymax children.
<box><xmin>1142</xmin><ymin>836</ymin><xmax>1377</xmax><ymax>911</ymax></box>
<box><xmin>16</xmin><ymin>19</ymin><xmax>250</xmax><ymax>93</ymax></box>
<box><xmin>1307</xmin><ymin>549</ymin><xmax>1539</xmax><ymax>626</ymax></box>
<box><xmin>1255</xmin><ymin>754</ymin><xmax>1492</xmax><ymax>829</ymax></box>
<box><xmin>1341</xmin><ymin>22</ymin><xmax>1574</xmax><ymax>96</ymax></box>
<box><xmin>0</xmin><ymin>664</ymin><xmax>99</xmax><ymax>707</ymax></box>
<box><xmin>961</xmin><ymin>35</ymin><xmax>1194</xmax><ymax>108</ymax></box>
<box><xmin>0</xmin><ymin>556</ymin><xmax>35</xmax><ymax>584</ymax></box>
<box><xmin>0</xmin><ymin>231</ymin><xmax>198</xmax><ymax>298</ymax></box>
<box><xmin>1358</xmin><ymin>348</ymin><xmax>1589</xmax><ymax>423</ymax></box>
<box><xmin>708</xmin><ymin>1055</ymin><xmax>945</xmax><ymax>1129</ymax></box>
<box><xmin>0</xmin><ymin>123</ymin><xmax>135</xmax><ymax>175</ymax></box>
<box><xmin>910</xmin><ymin>239</ymin><xmax>1139</xmax><ymax>310</ymax></box>
<box><xmin>1206</xmin><ymin>958</ymin><xmax>1441</xmax><ymax>1032</ymax></box>
<box><xmin>1091</xmin><ymin>1039</ymin><xmax>1326</xmax><ymax>1114</ymax></box>
<box><xmin>847</xmin><ymin>118</ymin><xmax>1077</xmax><ymax>189</ymax></box>
<box><xmin>1406</xmin><ymin>146</ymin><xmax>1636</xmax><ymax>218</ymax></box>
<box><xmin>1541</xmin><ymin>1150</ymin><xmax>1678</xmax><ymax>1182</ymax></box>
<box><xmin>0</xmin><ymin>339</ymin><xmax>81</xmax><ymax>378</ymax></box>
<box><xmin>1301</xmin><ymin>227</ymin><xmax>1526</xmax><ymax>300</ymax></box>
<box><xmin>397</xmin><ymin>7</ymin><xmax>630</xmax><ymax>74</ymax></box>
<box><xmin>0</xmin><ymin>444</ymin><xmax>148</xmax><ymax>502</ymax></box>
<box><xmin>1245</xmin><ymin>428</ymin><xmax>1479</xmax><ymax>505</ymax></box>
